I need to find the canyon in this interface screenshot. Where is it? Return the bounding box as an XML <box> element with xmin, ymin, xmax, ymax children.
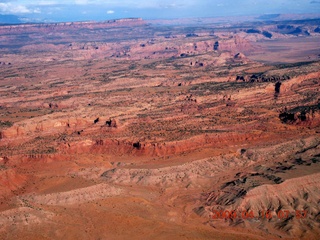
<box><xmin>0</xmin><ymin>15</ymin><xmax>320</xmax><ymax>239</ymax></box>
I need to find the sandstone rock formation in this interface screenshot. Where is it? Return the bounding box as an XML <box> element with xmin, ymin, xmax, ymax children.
<box><xmin>0</xmin><ymin>16</ymin><xmax>319</xmax><ymax>240</ymax></box>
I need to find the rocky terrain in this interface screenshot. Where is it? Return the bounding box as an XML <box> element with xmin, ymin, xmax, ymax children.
<box><xmin>0</xmin><ymin>15</ymin><xmax>320</xmax><ymax>239</ymax></box>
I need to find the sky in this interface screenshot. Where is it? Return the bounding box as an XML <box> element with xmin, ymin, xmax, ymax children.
<box><xmin>0</xmin><ymin>0</ymin><xmax>319</xmax><ymax>23</ymax></box>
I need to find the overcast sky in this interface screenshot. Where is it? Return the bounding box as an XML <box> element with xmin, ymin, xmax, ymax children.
<box><xmin>0</xmin><ymin>0</ymin><xmax>319</xmax><ymax>22</ymax></box>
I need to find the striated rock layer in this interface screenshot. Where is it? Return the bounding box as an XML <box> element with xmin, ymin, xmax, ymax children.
<box><xmin>0</xmin><ymin>16</ymin><xmax>320</xmax><ymax>240</ymax></box>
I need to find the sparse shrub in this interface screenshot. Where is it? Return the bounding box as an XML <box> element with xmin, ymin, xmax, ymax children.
<box><xmin>279</xmin><ymin>111</ymin><xmax>295</xmax><ymax>123</ymax></box>
<box><xmin>133</xmin><ymin>142</ymin><xmax>141</xmax><ymax>149</ymax></box>
<box><xmin>0</xmin><ymin>120</ymin><xmax>13</xmax><ymax>128</ymax></box>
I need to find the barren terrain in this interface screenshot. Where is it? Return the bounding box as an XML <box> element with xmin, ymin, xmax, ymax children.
<box><xmin>0</xmin><ymin>16</ymin><xmax>320</xmax><ymax>239</ymax></box>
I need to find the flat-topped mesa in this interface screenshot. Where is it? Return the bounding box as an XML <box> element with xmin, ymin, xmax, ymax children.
<box><xmin>102</xmin><ymin>18</ymin><xmax>145</xmax><ymax>27</ymax></box>
<box><xmin>106</xmin><ymin>18</ymin><xmax>143</xmax><ymax>23</ymax></box>
<box><xmin>0</xmin><ymin>18</ymin><xmax>145</xmax><ymax>34</ymax></box>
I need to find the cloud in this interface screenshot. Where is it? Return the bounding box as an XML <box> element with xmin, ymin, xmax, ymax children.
<box><xmin>37</xmin><ymin>1</ymin><xmax>59</xmax><ymax>6</ymax></box>
<box><xmin>34</xmin><ymin>8</ymin><xmax>41</xmax><ymax>13</ymax></box>
<box><xmin>63</xmin><ymin>0</ymin><xmax>196</xmax><ymax>8</ymax></box>
<box><xmin>0</xmin><ymin>3</ymin><xmax>36</xmax><ymax>14</ymax></box>
<box><xmin>310</xmin><ymin>0</ymin><xmax>320</xmax><ymax>3</ymax></box>
<box><xmin>74</xmin><ymin>0</ymin><xmax>88</xmax><ymax>5</ymax></box>
<box><xmin>107</xmin><ymin>10</ymin><xmax>114</xmax><ymax>14</ymax></box>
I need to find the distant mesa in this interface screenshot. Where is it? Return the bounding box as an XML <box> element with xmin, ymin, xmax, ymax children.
<box><xmin>277</xmin><ymin>25</ymin><xmax>295</xmax><ymax>30</ymax></box>
<box><xmin>257</xmin><ymin>14</ymin><xmax>281</xmax><ymax>20</ymax></box>
<box><xmin>0</xmin><ymin>18</ymin><xmax>145</xmax><ymax>34</ymax></box>
<box><xmin>246</xmin><ymin>29</ymin><xmax>261</xmax><ymax>34</ymax></box>
<box><xmin>275</xmin><ymin>25</ymin><xmax>312</xmax><ymax>36</ymax></box>
<box><xmin>262</xmin><ymin>31</ymin><xmax>272</xmax><ymax>38</ymax></box>
<box><xmin>245</xmin><ymin>28</ymin><xmax>272</xmax><ymax>38</ymax></box>
<box><xmin>105</xmin><ymin>18</ymin><xmax>143</xmax><ymax>23</ymax></box>
<box><xmin>288</xmin><ymin>27</ymin><xmax>302</xmax><ymax>35</ymax></box>
<box><xmin>304</xmin><ymin>30</ymin><xmax>311</xmax><ymax>36</ymax></box>
<box><xmin>164</xmin><ymin>35</ymin><xmax>177</xmax><ymax>39</ymax></box>
<box><xmin>186</xmin><ymin>33</ymin><xmax>199</xmax><ymax>38</ymax></box>
<box><xmin>276</xmin><ymin>26</ymin><xmax>312</xmax><ymax>36</ymax></box>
